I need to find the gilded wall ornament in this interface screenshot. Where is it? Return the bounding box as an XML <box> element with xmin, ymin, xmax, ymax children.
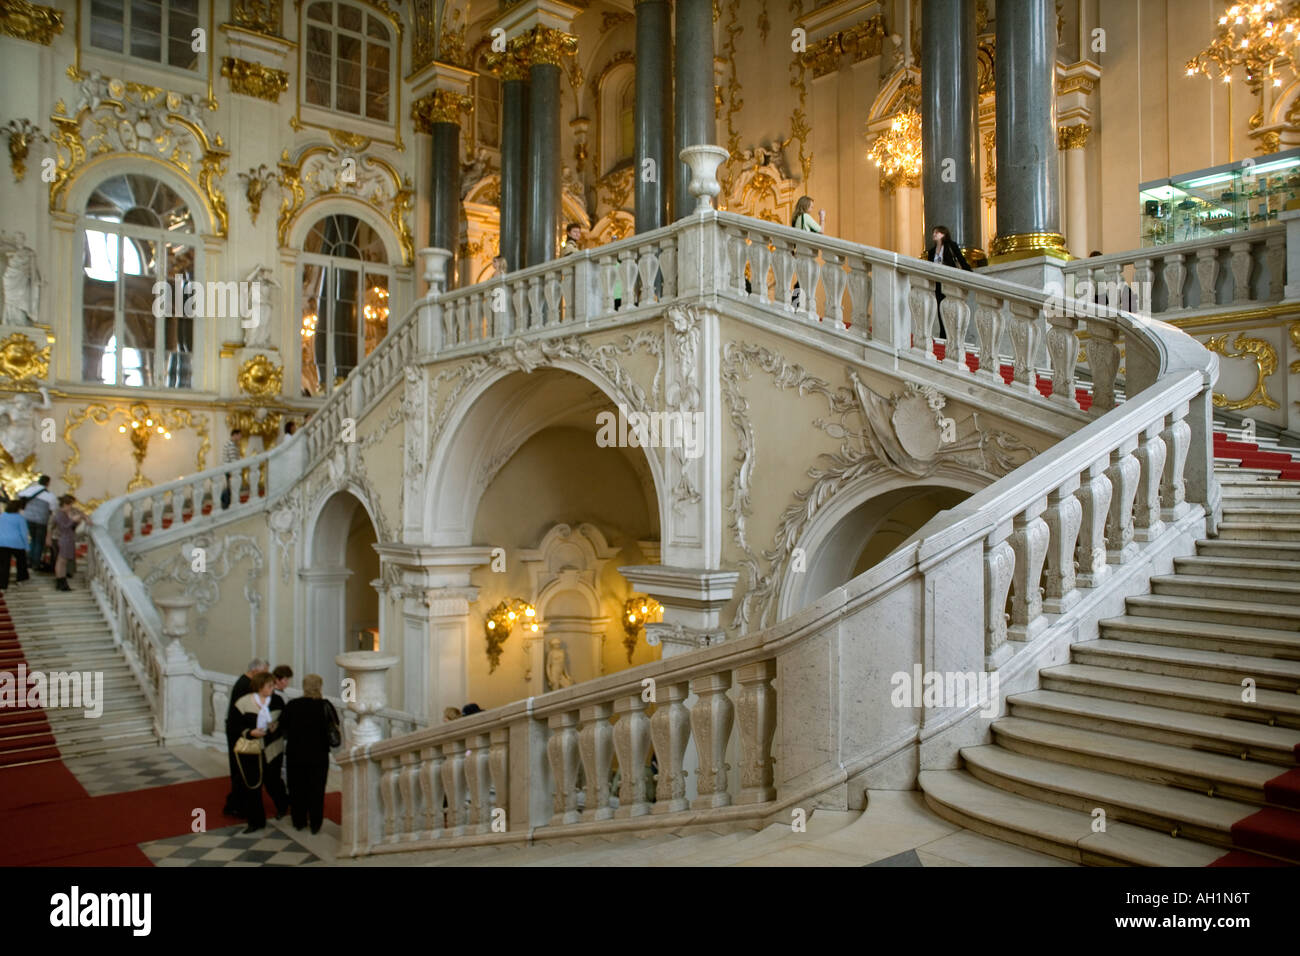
<box><xmin>237</xmin><ymin>164</ymin><xmax>278</xmax><ymax>224</ymax></box>
<box><xmin>0</xmin><ymin>446</ymin><xmax>39</xmax><ymax>500</ymax></box>
<box><xmin>0</xmin><ymin>1</ymin><xmax>63</xmax><ymax>45</ymax></box>
<box><xmin>232</xmin><ymin>0</ymin><xmax>283</xmax><ymax>35</ymax></box>
<box><xmin>61</xmin><ymin>404</ymin><xmax>210</xmax><ymax>504</ymax></box>
<box><xmin>237</xmin><ymin>354</ymin><xmax>284</xmax><ymax>398</ymax></box>
<box><xmin>1290</xmin><ymin>321</ymin><xmax>1300</xmax><ymax>374</ymax></box>
<box><xmin>1057</xmin><ymin>124</ymin><xmax>1092</xmax><ymax>151</ymax></box>
<box><xmin>3</xmin><ymin>120</ymin><xmax>47</xmax><ymax>182</ymax></box>
<box><xmin>412</xmin><ymin>90</ymin><xmax>472</xmax><ymax>133</ymax></box>
<box><xmin>0</xmin><ymin>333</ymin><xmax>50</xmax><ymax>385</ymax></box>
<box><xmin>1205</xmin><ymin>332</ymin><xmax>1280</xmax><ymax>411</ymax></box>
<box><xmin>221</xmin><ymin>57</ymin><xmax>290</xmax><ymax>103</ymax></box>
<box><xmin>513</xmin><ymin>25</ymin><xmax>578</xmax><ymax>68</ymax></box>
<box><xmin>411</xmin><ymin>0</ymin><xmax>436</xmax><ymax>71</ymax></box>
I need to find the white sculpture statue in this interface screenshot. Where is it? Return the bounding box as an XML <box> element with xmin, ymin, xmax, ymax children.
<box><xmin>242</xmin><ymin>265</ymin><xmax>279</xmax><ymax>348</ymax></box>
<box><xmin>1</xmin><ymin>233</ymin><xmax>41</xmax><ymax>326</ymax></box>
<box><xmin>0</xmin><ymin>388</ymin><xmax>50</xmax><ymax>465</ymax></box>
<box><xmin>545</xmin><ymin>637</ymin><xmax>573</xmax><ymax>691</ymax></box>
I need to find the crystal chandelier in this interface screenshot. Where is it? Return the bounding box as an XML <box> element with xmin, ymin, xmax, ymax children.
<box><xmin>1186</xmin><ymin>1</ymin><xmax>1300</xmax><ymax>90</ymax></box>
<box><xmin>868</xmin><ymin>108</ymin><xmax>922</xmax><ymax>189</ymax></box>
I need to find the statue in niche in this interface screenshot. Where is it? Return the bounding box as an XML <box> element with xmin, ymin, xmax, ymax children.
<box><xmin>242</xmin><ymin>265</ymin><xmax>278</xmax><ymax>349</ymax></box>
<box><xmin>1</xmin><ymin>234</ymin><xmax>41</xmax><ymax>326</ymax></box>
<box><xmin>460</xmin><ymin>146</ymin><xmax>495</xmax><ymax>198</ymax></box>
<box><xmin>0</xmin><ymin>388</ymin><xmax>49</xmax><ymax>464</ymax></box>
<box><xmin>545</xmin><ymin>637</ymin><xmax>573</xmax><ymax>691</ymax></box>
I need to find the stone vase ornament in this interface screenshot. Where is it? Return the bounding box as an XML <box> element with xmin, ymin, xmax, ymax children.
<box><xmin>420</xmin><ymin>247</ymin><xmax>452</xmax><ymax>296</ymax></box>
<box><xmin>680</xmin><ymin>145</ymin><xmax>730</xmax><ymax>214</ymax></box>
<box><xmin>336</xmin><ymin>651</ymin><xmax>400</xmax><ymax>748</ymax></box>
<box><xmin>154</xmin><ymin>595</ymin><xmax>196</xmax><ymax>662</ymax></box>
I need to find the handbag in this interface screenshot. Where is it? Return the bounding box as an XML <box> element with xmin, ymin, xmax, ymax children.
<box><xmin>234</xmin><ymin>732</ymin><xmax>264</xmax><ymax>789</ymax></box>
<box><xmin>326</xmin><ymin>702</ymin><xmax>342</xmax><ymax>748</ymax></box>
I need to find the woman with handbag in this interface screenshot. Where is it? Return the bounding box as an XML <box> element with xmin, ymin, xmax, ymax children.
<box><xmin>232</xmin><ymin>671</ymin><xmax>277</xmax><ymax>833</ymax></box>
<box><xmin>278</xmin><ymin>673</ymin><xmax>340</xmax><ymax>834</ymax></box>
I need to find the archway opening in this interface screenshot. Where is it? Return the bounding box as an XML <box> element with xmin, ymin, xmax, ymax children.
<box><xmin>304</xmin><ymin>490</ymin><xmax>381</xmax><ymax>691</ymax></box>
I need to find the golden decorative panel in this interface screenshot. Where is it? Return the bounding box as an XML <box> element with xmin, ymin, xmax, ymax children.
<box><xmin>0</xmin><ymin>333</ymin><xmax>50</xmax><ymax>387</ymax></box>
<box><xmin>221</xmin><ymin>57</ymin><xmax>290</xmax><ymax>103</ymax></box>
<box><xmin>226</xmin><ymin>407</ymin><xmax>284</xmax><ymax>450</ymax></box>
<box><xmin>0</xmin><ymin>446</ymin><xmax>39</xmax><ymax>500</ymax></box>
<box><xmin>1290</xmin><ymin>321</ymin><xmax>1300</xmax><ymax>374</ymax></box>
<box><xmin>232</xmin><ymin>0</ymin><xmax>283</xmax><ymax>35</ymax></box>
<box><xmin>62</xmin><ymin>405</ymin><xmax>211</xmax><ymax>505</ymax></box>
<box><xmin>237</xmin><ymin>354</ymin><xmax>284</xmax><ymax>398</ymax></box>
<box><xmin>0</xmin><ymin>1</ymin><xmax>63</xmax><ymax>45</ymax></box>
<box><xmin>1205</xmin><ymin>332</ymin><xmax>1280</xmax><ymax>411</ymax></box>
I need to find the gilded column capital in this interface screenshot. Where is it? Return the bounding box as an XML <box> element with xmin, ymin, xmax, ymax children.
<box><xmin>1057</xmin><ymin>123</ymin><xmax>1092</xmax><ymax>150</ymax></box>
<box><xmin>513</xmin><ymin>25</ymin><xmax>578</xmax><ymax>69</ymax></box>
<box><xmin>0</xmin><ymin>0</ymin><xmax>63</xmax><ymax>45</ymax></box>
<box><xmin>412</xmin><ymin>90</ymin><xmax>473</xmax><ymax>132</ymax></box>
<box><xmin>485</xmin><ymin>44</ymin><xmax>532</xmax><ymax>81</ymax></box>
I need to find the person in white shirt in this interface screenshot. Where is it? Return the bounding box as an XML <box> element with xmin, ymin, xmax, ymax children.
<box><xmin>790</xmin><ymin>197</ymin><xmax>826</xmax><ymax>309</ymax></box>
<box><xmin>17</xmin><ymin>476</ymin><xmax>57</xmax><ymax>570</ymax></box>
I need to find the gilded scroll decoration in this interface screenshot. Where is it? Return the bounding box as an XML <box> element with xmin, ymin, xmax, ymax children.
<box><xmin>0</xmin><ymin>1</ymin><xmax>63</xmax><ymax>45</ymax></box>
<box><xmin>221</xmin><ymin>57</ymin><xmax>290</xmax><ymax>103</ymax></box>
<box><xmin>232</xmin><ymin>0</ymin><xmax>283</xmax><ymax>35</ymax></box>
<box><xmin>237</xmin><ymin>354</ymin><xmax>284</xmax><ymax>398</ymax></box>
<box><xmin>1205</xmin><ymin>332</ymin><xmax>1280</xmax><ymax>411</ymax></box>
<box><xmin>62</xmin><ymin>404</ymin><xmax>211</xmax><ymax>505</ymax></box>
<box><xmin>0</xmin><ymin>333</ymin><xmax>50</xmax><ymax>386</ymax></box>
<box><xmin>3</xmin><ymin>120</ymin><xmax>47</xmax><ymax>182</ymax></box>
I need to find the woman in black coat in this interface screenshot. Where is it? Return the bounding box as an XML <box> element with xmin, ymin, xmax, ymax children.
<box><xmin>232</xmin><ymin>671</ymin><xmax>277</xmax><ymax>832</ymax></box>
<box><xmin>278</xmin><ymin>673</ymin><xmax>339</xmax><ymax>834</ymax></box>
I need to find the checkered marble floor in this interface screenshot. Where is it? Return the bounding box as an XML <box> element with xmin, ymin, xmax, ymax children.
<box><xmin>140</xmin><ymin>823</ymin><xmax>321</xmax><ymax>867</ymax></box>
<box><xmin>63</xmin><ymin>745</ymin><xmax>205</xmax><ymax>797</ymax></box>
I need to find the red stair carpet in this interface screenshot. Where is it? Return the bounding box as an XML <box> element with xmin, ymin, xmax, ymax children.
<box><xmin>0</xmin><ymin>600</ymin><xmax>60</xmax><ymax>768</ymax></box>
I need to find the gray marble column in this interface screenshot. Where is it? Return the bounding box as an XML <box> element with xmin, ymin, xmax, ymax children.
<box><xmin>991</xmin><ymin>0</ymin><xmax>1066</xmax><ymax>260</ymax></box>
<box><xmin>526</xmin><ymin>59</ymin><xmax>561</xmax><ymax>266</ymax></box>
<box><xmin>674</xmin><ymin>0</ymin><xmax>716</xmax><ymax>221</ymax></box>
<box><xmin>921</xmin><ymin>0</ymin><xmax>983</xmax><ymax>264</ymax></box>
<box><xmin>430</xmin><ymin>118</ymin><xmax>463</xmax><ymax>282</ymax></box>
<box><xmin>500</xmin><ymin>69</ymin><xmax>529</xmax><ymax>273</ymax></box>
<box><xmin>635</xmin><ymin>0</ymin><xmax>673</xmax><ymax>231</ymax></box>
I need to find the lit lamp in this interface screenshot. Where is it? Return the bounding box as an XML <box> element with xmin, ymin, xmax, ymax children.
<box><xmin>867</xmin><ymin>108</ymin><xmax>923</xmax><ymax>190</ymax></box>
<box><xmin>117</xmin><ymin>403</ymin><xmax>172</xmax><ymax>466</ymax></box>
<box><xmin>484</xmin><ymin>598</ymin><xmax>537</xmax><ymax>673</ymax></box>
<box><xmin>622</xmin><ymin>594</ymin><xmax>663</xmax><ymax>662</ymax></box>
<box><xmin>1186</xmin><ymin>2</ymin><xmax>1300</xmax><ymax>90</ymax></box>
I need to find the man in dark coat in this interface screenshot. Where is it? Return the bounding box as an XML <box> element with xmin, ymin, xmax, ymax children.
<box><xmin>223</xmin><ymin>658</ymin><xmax>268</xmax><ymax>816</ymax></box>
<box><xmin>921</xmin><ymin>225</ymin><xmax>973</xmax><ymax>338</ymax></box>
<box><xmin>263</xmin><ymin>665</ymin><xmax>293</xmax><ymax>818</ymax></box>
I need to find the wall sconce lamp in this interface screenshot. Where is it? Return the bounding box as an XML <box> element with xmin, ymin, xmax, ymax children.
<box><xmin>117</xmin><ymin>403</ymin><xmax>171</xmax><ymax>465</ymax></box>
<box><xmin>622</xmin><ymin>594</ymin><xmax>663</xmax><ymax>662</ymax></box>
<box><xmin>485</xmin><ymin>598</ymin><xmax>537</xmax><ymax>673</ymax></box>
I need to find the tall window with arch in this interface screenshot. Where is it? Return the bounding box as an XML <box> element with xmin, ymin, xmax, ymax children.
<box><xmin>474</xmin><ymin>47</ymin><xmax>501</xmax><ymax>151</ymax></box>
<box><xmin>303</xmin><ymin>0</ymin><xmax>393</xmax><ymax>122</ymax></box>
<box><xmin>88</xmin><ymin>0</ymin><xmax>202</xmax><ymax>71</ymax></box>
<box><xmin>81</xmin><ymin>173</ymin><xmax>196</xmax><ymax>389</ymax></box>
<box><xmin>299</xmin><ymin>214</ymin><xmax>391</xmax><ymax>396</ymax></box>
<box><xmin>616</xmin><ymin>75</ymin><xmax>635</xmax><ymax>167</ymax></box>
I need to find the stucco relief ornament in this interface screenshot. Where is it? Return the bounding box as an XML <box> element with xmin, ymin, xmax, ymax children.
<box><xmin>268</xmin><ymin>490</ymin><xmax>301</xmax><ymax>583</ymax></box>
<box><xmin>545</xmin><ymin>638</ymin><xmax>574</xmax><ymax>691</ymax></box>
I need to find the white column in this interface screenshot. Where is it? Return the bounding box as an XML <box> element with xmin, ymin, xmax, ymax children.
<box><xmin>299</xmin><ymin>568</ymin><xmax>352</xmax><ymax>695</ymax></box>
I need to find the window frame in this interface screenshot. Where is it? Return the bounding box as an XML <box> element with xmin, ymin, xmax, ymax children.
<box><xmin>297</xmin><ymin>0</ymin><xmax>399</xmax><ymax>139</ymax></box>
<box><xmin>85</xmin><ymin>0</ymin><xmax>206</xmax><ymax>75</ymax></box>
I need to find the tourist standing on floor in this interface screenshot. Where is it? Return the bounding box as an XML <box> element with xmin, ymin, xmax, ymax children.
<box><xmin>279</xmin><ymin>673</ymin><xmax>339</xmax><ymax>834</ymax></box>
<box><xmin>223</xmin><ymin>658</ymin><xmax>268</xmax><ymax>816</ymax></box>
<box><xmin>232</xmin><ymin>671</ymin><xmax>277</xmax><ymax>833</ymax></box>
<box><xmin>0</xmin><ymin>499</ymin><xmax>31</xmax><ymax>590</ymax></box>
<box><xmin>263</xmin><ymin>664</ymin><xmax>293</xmax><ymax>819</ymax></box>
<box><xmin>921</xmin><ymin>225</ymin><xmax>972</xmax><ymax>338</ymax></box>
<box><xmin>17</xmin><ymin>476</ymin><xmax>56</xmax><ymax>571</ymax></box>
<box><xmin>790</xmin><ymin>197</ymin><xmax>826</xmax><ymax>310</ymax></box>
<box><xmin>220</xmin><ymin>427</ymin><xmax>243</xmax><ymax>510</ymax></box>
<box><xmin>49</xmin><ymin>495</ymin><xmax>86</xmax><ymax>592</ymax></box>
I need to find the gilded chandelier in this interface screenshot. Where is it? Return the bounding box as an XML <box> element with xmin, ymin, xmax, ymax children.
<box><xmin>868</xmin><ymin>108</ymin><xmax>922</xmax><ymax>189</ymax></box>
<box><xmin>484</xmin><ymin>598</ymin><xmax>538</xmax><ymax>673</ymax></box>
<box><xmin>1186</xmin><ymin>1</ymin><xmax>1300</xmax><ymax>90</ymax></box>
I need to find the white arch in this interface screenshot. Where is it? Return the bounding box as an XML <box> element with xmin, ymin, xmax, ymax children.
<box><xmin>302</xmin><ymin>482</ymin><xmax>383</xmax><ymax>566</ymax></box>
<box><xmin>66</xmin><ymin>155</ymin><xmax>216</xmax><ymax>235</ymax></box>
<box><xmin>422</xmin><ymin>363</ymin><xmax>668</xmax><ymax>548</ymax></box>
<box><xmin>285</xmin><ymin>194</ymin><xmax>404</xmax><ymax>265</ymax></box>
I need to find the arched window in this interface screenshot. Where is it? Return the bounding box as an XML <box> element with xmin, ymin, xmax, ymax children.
<box><xmin>80</xmin><ymin>173</ymin><xmax>196</xmax><ymax>389</ymax></box>
<box><xmin>616</xmin><ymin>77</ymin><xmax>635</xmax><ymax>166</ymax></box>
<box><xmin>304</xmin><ymin>0</ymin><xmax>392</xmax><ymax>122</ymax></box>
<box><xmin>89</xmin><ymin>0</ymin><xmax>202</xmax><ymax>71</ymax></box>
<box><xmin>474</xmin><ymin>46</ymin><xmax>501</xmax><ymax>151</ymax></box>
<box><xmin>299</xmin><ymin>213</ymin><xmax>391</xmax><ymax>396</ymax></box>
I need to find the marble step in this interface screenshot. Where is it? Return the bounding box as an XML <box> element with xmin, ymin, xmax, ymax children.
<box><xmin>1039</xmin><ymin>663</ymin><xmax>1300</xmax><ymax>728</ymax></box>
<box><xmin>1213</xmin><ymin>465</ymin><xmax>1283</xmax><ymax>478</ymax></box>
<box><xmin>1008</xmin><ymin>689</ymin><xmax>1300</xmax><ymax>765</ymax></box>
<box><xmin>1149</xmin><ymin>573</ymin><xmax>1300</xmax><ymax>606</ymax></box>
<box><xmin>1173</xmin><ymin>554</ymin><xmax>1300</xmax><ymax>583</ymax></box>
<box><xmin>1124</xmin><ymin>593</ymin><xmax>1300</xmax><ymax>631</ymax></box>
<box><xmin>919</xmin><ymin>769</ymin><xmax>1228</xmax><ymax>866</ymax></box>
<box><xmin>1222</xmin><ymin>499</ymin><xmax>1300</xmax><ymax>512</ymax></box>
<box><xmin>1219</xmin><ymin>482</ymin><xmax>1300</xmax><ymax>497</ymax></box>
<box><xmin>991</xmin><ymin>716</ymin><xmax>1287</xmax><ymax>807</ymax></box>
<box><xmin>1098</xmin><ymin>614</ymin><xmax>1300</xmax><ymax>661</ymax></box>
<box><xmin>1195</xmin><ymin>538</ymin><xmax>1300</xmax><ymax>562</ymax></box>
<box><xmin>959</xmin><ymin>746</ymin><xmax>1284</xmax><ymax>857</ymax></box>
<box><xmin>1217</xmin><ymin>519</ymin><xmax>1300</xmax><ymax>541</ymax></box>
<box><xmin>1072</xmin><ymin>639</ymin><xmax>1300</xmax><ymax>692</ymax></box>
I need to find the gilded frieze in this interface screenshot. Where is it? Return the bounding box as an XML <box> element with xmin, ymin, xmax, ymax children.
<box><xmin>221</xmin><ymin>57</ymin><xmax>290</xmax><ymax>103</ymax></box>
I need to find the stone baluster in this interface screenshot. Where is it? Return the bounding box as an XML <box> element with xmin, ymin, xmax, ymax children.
<box><xmin>1042</xmin><ymin>477</ymin><xmax>1083</xmax><ymax>613</ymax></box>
<box><xmin>659</xmin><ymin>241</ymin><xmax>678</xmax><ymax>298</ymax></box>
<box><xmin>1195</xmin><ymin>246</ymin><xmax>1220</xmax><ymax>305</ymax></box>
<box><xmin>690</xmin><ymin>672</ymin><xmax>734</xmax><ymax>809</ymax></box>
<box><xmin>169</xmin><ymin>489</ymin><xmax>183</xmax><ymax>529</ymax></box>
<box><xmin>727</xmin><ymin>232</ymin><xmax>749</xmax><ymax>295</ymax></box>
<box><xmin>398</xmin><ymin>750</ymin><xmax>420</xmax><ymax>839</ymax></box>
<box><xmin>1007</xmin><ymin>500</ymin><xmax>1050</xmax><ymax>642</ymax></box>
<box><xmin>440</xmin><ymin>738</ymin><xmax>468</xmax><ymax>836</ymax></box>
<box><xmin>907</xmin><ymin>275</ymin><xmax>938</xmax><ymax>359</ymax></box>
<box><xmin>983</xmin><ymin>533</ymin><xmax>1016</xmax><ymax>666</ymax></box>
<box><xmin>489</xmin><ymin>728</ymin><xmax>509</xmax><ymax>830</ymax></box>
<box><xmin>543</xmin><ymin>272</ymin><xmax>562</xmax><ymax>325</ymax></box>
<box><xmin>546</xmin><ymin>711</ymin><xmax>581</xmax><ymax>825</ymax></box>
<box><xmin>598</xmin><ymin>256</ymin><xmax>618</xmax><ymax>313</ymax></box>
<box><xmin>649</xmin><ymin>681</ymin><xmax>691</xmax><ymax>814</ymax></box>
<box><xmin>1162</xmin><ymin>252</ymin><xmax>1187</xmax><ymax>311</ymax></box>
<box><xmin>1265</xmin><ymin>232</ymin><xmax>1285</xmax><ymax>300</ymax></box>
<box><xmin>466</xmin><ymin>732</ymin><xmax>493</xmax><ymax>832</ymax></box>
<box><xmin>561</xmin><ymin>263</ymin><xmax>576</xmax><ymax>321</ymax></box>
<box><xmin>578</xmin><ymin>702</ymin><xmax>615</xmax><ymax>821</ymax></box>
<box><xmin>511</xmin><ymin>281</ymin><xmax>529</xmax><ymax>331</ymax></box>
<box><xmin>793</xmin><ymin>245</ymin><xmax>821</xmax><ymax>319</ymax></box>
<box><xmin>821</xmin><ymin>253</ymin><xmax>848</xmax><ymax>329</ymax></box>
<box><xmin>1087</xmin><ymin>322</ymin><xmax>1121</xmax><ymax>413</ymax></box>
<box><xmin>772</xmin><ymin>239</ymin><xmax>796</xmax><ymax>312</ymax></box>
<box><xmin>940</xmin><ymin>284</ymin><xmax>972</xmax><ymax>370</ymax></box>
<box><xmin>1132</xmin><ymin>257</ymin><xmax>1155</xmax><ymax>314</ymax></box>
<box><xmin>419</xmin><ymin>745</ymin><xmax>445</xmax><ymax>838</ymax></box>
<box><xmin>1229</xmin><ymin>240</ymin><xmax>1253</xmax><ymax>302</ymax></box>
<box><xmin>637</xmin><ymin>244</ymin><xmax>660</xmax><ymax>304</ymax></box>
<box><xmin>734</xmin><ymin>660</ymin><xmax>777</xmax><ymax>805</ymax></box>
<box><xmin>613</xmin><ymin>694</ymin><xmax>653</xmax><ymax>817</ymax></box>
<box><xmin>1075</xmin><ymin>459</ymin><xmax>1113</xmax><ymax>588</ymax></box>
<box><xmin>1160</xmin><ymin>403</ymin><xmax>1192</xmax><ymax>522</ymax></box>
<box><xmin>131</xmin><ymin>500</ymin><xmax>144</xmax><ymax>540</ymax></box>
<box><xmin>846</xmin><ymin>261</ymin><xmax>870</xmax><ymax>329</ymax></box>
<box><xmin>379</xmin><ymin>755</ymin><xmax>400</xmax><ymax>841</ymax></box>
<box><xmin>750</xmin><ymin>234</ymin><xmax>773</xmax><ymax>304</ymax></box>
<box><xmin>620</xmin><ymin>249</ymin><xmax>638</xmax><ymax>309</ymax></box>
<box><xmin>1133</xmin><ymin>421</ymin><xmax>1168</xmax><ymax>542</ymax></box>
<box><xmin>1008</xmin><ymin>300</ymin><xmax>1043</xmax><ymax>394</ymax></box>
<box><xmin>527</xmin><ymin>275</ymin><xmax>544</xmax><ymax>326</ymax></box>
<box><xmin>456</xmin><ymin>296</ymin><xmax>470</xmax><ymax>342</ymax></box>
<box><xmin>1105</xmin><ymin>439</ymin><xmax>1141</xmax><ymax>565</ymax></box>
<box><xmin>973</xmin><ymin>292</ymin><xmax>1006</xmax><ymax>381</ymax></box>
<box><xmin>1045</xmin><ymin>313</ymin><xmax>1080</xmax><ymax>408</ymax></box>
<box><xmin>1102</xmin><ymin>262</ymin><xmax>1123</xmax><ymax>308</ymax></box>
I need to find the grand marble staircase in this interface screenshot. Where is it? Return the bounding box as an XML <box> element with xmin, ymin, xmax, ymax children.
<box><xmin>921</xmin><ymin>445</ymin><xmax>1300</xmax><ymax>866</ymax></box>
<box><xmin>0</xmin><ymin>573</ymin><xmax>157</xmax><ymax>768</ymax></box>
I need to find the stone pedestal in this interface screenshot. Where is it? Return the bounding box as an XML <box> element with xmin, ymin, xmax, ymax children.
<box><xmin>1281</xmin><ymin>208</ymin><xmax>1300</xmax><ymax>301</ymax></box>
<box><xmin>155</xmin><ymin>596</ymin><xmax>202</xmax><ymax>743</ymax></box>
<box><xmin>336</xmin><ymin>651</ymin><xmax>400</xmax><ymax>748</ymax></box>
